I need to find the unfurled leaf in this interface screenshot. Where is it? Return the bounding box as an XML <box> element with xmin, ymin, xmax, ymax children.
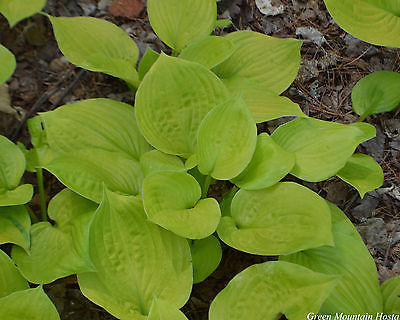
<box><xmin>223</xmin><ymin>77</ymin><xmax>305</xmax><ymax>122</ymax></box>
<box><xmin>38</xmin><ymin>99</ymin><xmax>150</xmax><ymax>202</ymax></box>
<box><xmin>323</xmin><ymin>0</ymin><xmax>400</xmax><ymax>48</ymax></box>
<box><xmin>0</xmin><ymin>0</ymin><xmax>46</xmax><ymax>27</ymax></box>
<box><xmin>382</xmin><ymin>276</ymin><xmax>400</xmax><ymax>313</ymax></box>
<box><xmin>281</xmin><ymin>203</ymin><xmax>383</xmax><ymax>313</ymax></box>
<box><xmin>140</xmin><ymin>150</ymin><xmax>185</xmax><ymax>176</ymax></box>
<box><xmin>147</xmin><ymin>298</ymin><xmax>188</xmax><ymax>320</ymax></box>
<box><xmin>190</xmin><ymin>235</ymin><xmax>222</xmax><ymax>284</ymax></box>
<box><xmin>0</xmin><ymin>135</ymin><xmax>26</xmax><ymax>190</ymax></box>
<box><xmin>209</xmin><ymin>261</ymin><xmax>338</xmax><ymax>320</ymax></box>
<box><xmin>271</xmin><ymin>117</ymin><xmax>376</xmax><ymax>182</ymax></box>
<box><xmin>0</xmin><ymin>250</ymin><xmax>29</xmax><ymax>298</ymax></box>
<box><xmin>217</xmin><ymin>182</ymin><xmax>333</xmax><ymax>255</ymax></box>
<box><xmin>213</xmin><ymin>31</ymin><xmax>302</xmax><ymax>95</ymax></box>
<box><xmin>179</xmin><ymin>36</ymin><xmax>233</xmax><ymax>69</ymax></box>
<box><xmin>78</xmin><ymin>189</ymin><xmax>192</xmax><ymax>319</ymax></box>
<box><xmin>135</xmin><ymin>54</ymin><xmax>229</xmax><ymax>157</ymax></box>
<box><xmin>197</xmin><ymin>96</ymin><xmax>257</xmax><ymax>180</ymax></box>
<box><xmin>0</xmin><ymin>45</ymin><xmax>16</xmax><ymax>84</ymax></box>
<box><xmin>0</xmin><ymin>184</ymin><xmax>33</xmax><ymax>206</ymax></box>
<box><xmin>0</xmin><ymin>286</ymin><xmax>60</xmax><ymax>320</ymax></box>
<box><xmin>0</xmin><ymin>206</ymin><xmax>30</xmax><ymax>252</ymax></box>
<box><xmin>231</xmin><ymin>133</ymin><xmax>295</xmax><ymax>190</ymax></box>
<box><xmin>138</xmin><ymin>46</ymin><xmax>159</xmax><ymax>80</ymax></box>
<box><xmin>351</xmin><ymin>71</ymin><xmax>400</xmax><ymax>120</ymax></box>
<box><xmin>48</xmin><ymin>16</ymin><xmax>140</xmax><ymax>86</ymax></box>
<box><xmin>147</xmin><ymin>0</ymin><xmax>217</xmax><ymax>52</ymax></box>
<box><xmin>337</xmin><ymin>153</ymin><xmax>383</xmax><ymax>198</ymax></box>
<box><xmin>142</xmin><ymin>171</ymin><xmax>220</xmax><ymax>239</ymax></box>
<box><xmin>12</xmin><ymin>189</ymin><xmax>97</xmax><ymax>284</ymax></box>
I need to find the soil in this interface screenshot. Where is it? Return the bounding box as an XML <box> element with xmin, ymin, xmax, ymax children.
<box><xmin>0</xmin><ymin>0</ymin><xmax>399</xmax><ymax>319</ymax></box>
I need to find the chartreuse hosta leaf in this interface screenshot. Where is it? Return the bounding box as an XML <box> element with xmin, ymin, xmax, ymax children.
<box><xmin>281</xmin><ymin>203</ymin><xmax>383</xmax><ymax>313</ymax></box>
<box><xmin>231</xmin><ymin>133</ymin><xmax>295</xmax><ymax>190</ymax></box>
<box><xmin>337</xmin><ymin>153</ymin><xmax>383</xmax><ymax>198</ymax></box>
<box><xmin>12</xmin><ymin>189</ymin><xmax>97</xmax><ymax>284</ymax></box>
<box><xmin>147</xmin><ymin>298</ymin><xmax>188</xmax><ymax>320</ymax></box>
<box><xmin>147</xmin><ymin>0</ymin><xmax>217</xmax><ymax>52</ymax></box>
<box><xmin>0</xmin><ymin>206</ymin><xmax>30</xmax><ymax>252</ymax></box>
<box><xmin>217</xmin><ymin>182</ymin><xmax>333</xmax><ymax>255</ymax></box>
<box><xmin>37</xmin><ymin>98</ymin><xmax>150</xmax><ymax>202</ymax></box>
<box><xmin>48</xmin><ymin>16</ymin><xmax>140</xmax><ymax>86</ymax></box>
<box><xmin>0</xmin><ymin>44</ymin><xmax>16</xmax><ymax>84</ymax></box>
<box><xmin>179</xmin><ymin>36</ymin><xmax>234</xmax><ymax>69</ymax></box>
<box><xmin>142</xmin><ymin>171</ymin><xmax>220</xmax><ymax>239</ymax></box>
<box><xmin>0</xmin><ymin>0</ymin><xmax>46</xmax><ymax>27</ymax></box>
<box><xmin>138</xmin><ymin>46</ymin><xmax>159</xmax><ymax>80</ymax></box>
<box><xmin>351</xmin><ymin>71</ymin><xmax>400</xmax><ymax>120</ymax></box>
<box><xmin>323</xmin><ymin>0</ymin><xmax>400</xmax><ymax>48</ymax></box>
<box><xmin>209</xmin><ymin>261</ymin><xmax>339</xmax><ymax>320</ymax></box>
<box><xmin>381</xmin><ymin>276</ymin><xmax>400</xmax><ymax>313</ymax></box>
<box><xmin>140</xmin><ymin>150</ymin><xmax>185</xmax><ymax>177</ymax></box>
<box><xmin>0</xmin><ymin>249</ymin><xmax>28</xmax><ymax>298</ymax></box>
<box><xmin>197</xmin><ymin>96</ymin><xmax>257</xmax><ymax>180</ymax></box>
<box><xmin>223</xmin><ymin>77</ymin><xmax>305</xmax><ymax>122</ymax></box>
<box><xmin>0</xmin><ymin>286</ymin><xmax>60</xmax><ymax>320</ymax></box>
<box><xmin>0</xmin><ymin>135</ymin><xmax>33</xmax><ymax>205</ymax></box>
<box><xmin>190</xmin><ymin>235</ymin><xmax>222</xmax><ymax>284</ymax></box>
<box><xmin>272</xmin><ymin>117</ymin><xmax>376</xmax><ymax>182</ymax></box>
<box><xmin>213</xmin><ymin>30</ymin><xmax>302</xmax><ymax>95</ymax></box>
<box><xmin>78</xmin><ymin>188</ymin><xmax>192</xmax><ymax>320</ymax></box>
<box><xmin>135</xmin><ymin>54</ymin><xmax>229</xmax><ymax>157</ymax></box>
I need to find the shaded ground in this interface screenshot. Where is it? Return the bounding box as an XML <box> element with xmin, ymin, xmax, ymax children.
<box><xmin>0</xmin><ymin>0</ymin><xmax>399</xmax><ymax>319</ymax></box>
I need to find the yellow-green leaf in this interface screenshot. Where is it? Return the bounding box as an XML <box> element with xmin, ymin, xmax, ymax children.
<box><xmin>0</xmin><ymin>206</ymin><xmax>30</xmax><ymax>252</ymax></box>
<box><xmin>0</xmin><ymin>0</ymin><xmax>46</xmax><ymax>27</ymax></box>
<box><xmin>147</xmin><ymin>0</ymin><xmax>217</xmax><ymax>52</ymax></box>
<box><xmin>337</xmin><ymin>153</ymin><xmax>383</xmax><ymax>198</ymax></box>
<box><xmin>0</xmin><ymin>249</ymin><xmax>29</xmax><ymax>298</ymax></box>
<box><xmin>0</xmin><ymin>44</ymin><xmax>15</xmax><ymax>84</ymax></box>
<box><xmin>382</xmin><ymin>276</ymin><xmax>400</xmax><ymax>313</ymax></box>
<box><xmin>48</xmin><ymin>16</ymin><xmax>139</xmax><ymax>86</ymax></box>
<box><xmin>217</xmin><ymin>182</ymin><xmax>333</xmax><ymax>255</ymax></box>
<box><xmin>324</xmin><ymin>0</ymin><xmax>400</xmax><ymax>48</ymax></box>
<box><xmin>142</xmin><ymin>171</ymin><xmax>221</xmax><ymax>239</ymax></box>
<box><xmin>197</xmin><ymin>96</ymin><xmax>257</xmax><ymax>180</ymax></box>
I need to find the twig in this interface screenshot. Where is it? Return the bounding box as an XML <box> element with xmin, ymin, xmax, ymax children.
<box><xmin>11</xmin><ymin>69</ymin><xmax>74</xmax><ymax>142</ymax></box>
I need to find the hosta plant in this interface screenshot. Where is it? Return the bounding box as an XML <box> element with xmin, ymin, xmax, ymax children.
<box><xmin>0</xmin><ymin>0</ymin><xmax>399</xmax><ymax>319</ymax></box>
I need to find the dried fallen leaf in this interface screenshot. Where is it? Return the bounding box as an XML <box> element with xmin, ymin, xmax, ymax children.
<box><xmin>110</xmin><ymin>0</ymin><xmax>144</xmax><ymax>19</ymax></box>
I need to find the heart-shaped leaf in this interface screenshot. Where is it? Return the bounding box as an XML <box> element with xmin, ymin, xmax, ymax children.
<box><xmin>382</xmin><ymin>276</ymin><xmax>400</xmax><ymax>313</ymax></box>
<box><xmin>213</xmin><ymin>31</ymin><xmax>302</xmax><ymax>95</ymax></box>
<box><xmin>48</xmin><ymin>16</ymin><xmax>140</xmax><ymax>86</ymax></box>
<box><xmin>281</xmin><ymin>202</ymin><xmax>383</xmax><ymax>313</ymax></box>
<box><xmin>0</xmin><ymin>45</ymin><xmax>16</xmax><ymax>84</ymax></box>
<box><xmin>0</xmin><ymin>0</ymin><xmax>46</xmax><ymax>27</ymax></box>
<box><xmin>147</xmin><ymin>0</ymin><xmax>217</xmax><ymax>52</ymax></box>
<box><xmin>147</xmin><ymin>298</ymin><xmax>188</xmax><ymax>320</ymax></box>
<box><xmin>179</xmin><ymin>36</ymin><xmax>233</xmax><ymax>69</ymax></box>
<box><xmin>0</xmin><ymin>206</ymin><xmax>30</xmax><ymax>252</ymax></box>
<box><xmin>323</xmin><ymin>0</ymin><xmax>400</xmax><ymax>48</ymax></box>
<box><xmin>217</xmin><ymin>182</ymin><xmax>333</xmax><ymax>255</ymax></box>
<box><xmin>138</xmin><ymin>46</ymin><xmax>159</xmax><ymax>80</ymax></box>
<box><xmin>77</xmin><ymin>189</ymin><xmax>192</xmax><ymax>319</ymax></box>
<box><xmin>142</xmin><ymin>171</ymin><xmax>221</xmax><ymax>239</ymax></box>
<box><xmin>37</xmin><ymin>99</ymin><xmax>150</xmax><ymax>202</ymax></box>
<box><xmin>351</xmin><ymin>71</ymin><xmax>400</xmax><ymax>120</ymax></box>
<box><xmin>209</xmin><ymin>261</ymin><xmax>338</xmax><ymax>320</ymax></box>
<box><xmin>223</xmin><ymin>77</ymin><xmax>305</xmax><ymax>122</ymax></box>
<box><xmin>271</xmin><ymin>117</ymin><xmax>376</xmax><ymax>182</ymax></box>
<box><xmin>197</xmin><ymin>96</ymin><xmax>257</xmax><ymax>180</ymax></box>
<box><xmin>0</xmin><ymin>286</ymin><xmax>60</xmax><ymax>320</ymax></box>
<box><xmin>337</xmin><ymin>153</ymin><xmax>383</xmax><ymax>198</ymax></box>
<box><xmin>231</xmin><ymin>133</ymin><xmax>295</xmax><ymax>190</ymax></box>
<box><xmin>0</xmin><ymin>250</ymin><xmax>28</xmax><ymax>298</ymax></box>
<box><xmin>140</xmin><ymin>150</ymin><xmax>185</xmax><ymax>177</ymax></box>
<box><xmin>190</xmin><ymin>235</ymin><xmax>222</xmax><ymax>284</ymax></box>
<box><xmin>135</xmin><ymin>54</ymin><xmax>230</xmax><ymax>157</ymax></box>
<box><xmin>12</xmin><ymin>189</ymin><xmax>97</xmax><ymax>284</ymax></box>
